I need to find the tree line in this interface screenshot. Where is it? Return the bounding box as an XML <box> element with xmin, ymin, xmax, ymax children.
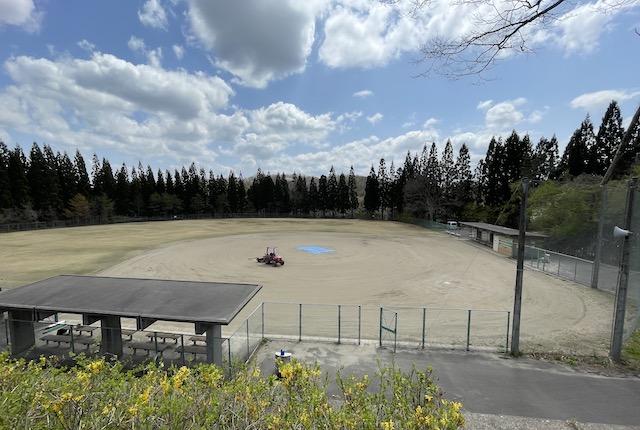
<box><xmin>364</xmin><ymin>101</ymin><xmax>639</xmax><ymax>229</ymax></box>
<box><xmin>1</xmin><ymin>101</ymin><xmax>638</xmax><ymax>234</ymax></box>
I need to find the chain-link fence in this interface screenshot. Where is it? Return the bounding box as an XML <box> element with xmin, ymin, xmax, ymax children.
<box><xmin>380</xmin><ymin>306</ymin><xmax>511</xmax><ymax>353</ymax></box>
<box><xmin>523</xmin><ymin>246</ymin><xmax>598</xmax><ymax>288</ymax></box>
<box><xmin>261</xmin><ymin>302</ymin><xmax>361</xmax><ymax>344</ymax></box>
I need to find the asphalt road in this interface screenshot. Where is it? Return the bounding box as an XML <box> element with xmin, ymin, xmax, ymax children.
<box><xmin>256</xmin><ymin>340</ymin><xmax>640</xmax><ymax>429</ymax></box>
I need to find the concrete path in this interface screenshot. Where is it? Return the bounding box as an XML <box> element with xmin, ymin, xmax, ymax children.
<box><xmin>256</xmin><ymin>340</ymin><xmax>640</xmax><ymax>429</ymax></box>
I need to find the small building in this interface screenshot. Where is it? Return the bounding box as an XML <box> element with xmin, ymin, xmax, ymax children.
<box><xmin>460</xmin><ymin>222</ymin><xmax>547</xmax><ymax>257</ymax></box>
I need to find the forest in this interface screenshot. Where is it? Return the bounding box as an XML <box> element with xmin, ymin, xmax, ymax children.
<box><xmin>1</xmin><ymin>100</ymin><xmax>639</xmax><ymax>257</ymax></box>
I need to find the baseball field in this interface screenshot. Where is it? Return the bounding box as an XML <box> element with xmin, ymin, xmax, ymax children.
<box><xmin>0</xmin><ymin>218</ymin><xmax>615</xmax><ymax>355</ymax></box>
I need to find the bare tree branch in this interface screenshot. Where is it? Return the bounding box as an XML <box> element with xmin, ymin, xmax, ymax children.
<box><xmin>381</xmin><ymin>0</ymin><xmax>635</xmax><ymax>81</ymax></box>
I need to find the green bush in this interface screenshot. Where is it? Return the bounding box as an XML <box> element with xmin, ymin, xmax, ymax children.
<box><xmin>0</xmin><ymin>352</ymin><xmax>465</xmax><ymax>429</ymax></box>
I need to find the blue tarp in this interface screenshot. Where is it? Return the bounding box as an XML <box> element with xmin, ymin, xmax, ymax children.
<box><xmin>296</xmin><ymin>246</ymin><xmax>335</xmax><ymax>254</ymax></box>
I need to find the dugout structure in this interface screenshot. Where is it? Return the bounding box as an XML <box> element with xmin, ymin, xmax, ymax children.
<box><xmin>0</xmin><ymin>275</ymin><xmax>261</xmax><ymax>366</ymax></box>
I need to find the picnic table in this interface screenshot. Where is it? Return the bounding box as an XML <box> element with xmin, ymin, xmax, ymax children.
<box><xmin>177</xmin><ymin>344</ymin><xmax>207</xmax><ymax>358</ymax></box>
<box><xmin>189</xmin><ymin>335</ymin><xmax>207</xmax><ymax>345</ymax></box>
<box><xmin>126</xmin><ymin>341</ymin><xmax>169</xmax><ymax>357</ymax></box>
<box><xmin>145</xmin><ymin>331</ymin><xmax>181</xmax><ymax>344</ymax></box>
<box><xmin>41</xmin><ymin>334</ymin><xmax>96</xmax><ymax>350</ymax></box>
<box><xmin>73</xmin><ymin>325</ymin><xmax>98</xmax><ymax>336</ymax></box>
<box><xmin>121</xmin><ymin>329</ymin><xmax>136</xmax><ymax>341</ymax></box>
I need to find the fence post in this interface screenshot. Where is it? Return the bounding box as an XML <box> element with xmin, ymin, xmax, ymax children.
<box><xmin>421</xmin><ymin>308</ymin><xmax>426</xmax><ymax>349</ymax></box>
<box><xmin>557</xmin><ymin>255</ymin><xmax>561</xmax><ymax>276</ymax></box>
<box><xmin>573</xmin><ymin>258</ymin><xmax>578</xmax><ymax>282</ymax></box>
<box><xmin>506</xmin><ymin>311</ymin><xmax>511</xmax><ymax>353</ymax></box>
<box><xmin>358</xmin><ymin>306</ymin><xmax>361</xmax><ymax>345</ymax></box>
<box><xmin>338</xmin><ymin>305</ymin><xmax>341</xmax><ymax>345</ymax></box>
<box><xmin>261</xmin><ymin>302</ymin><xmax>265</xmax><ymax>340</ymax></box>
<box><xmin>298</xmin><ymin>303</ymin><xmax>302</xmax><ymax>342</ymax></box>
<box><xmin>246</xmin><ymin>319</ymin><xmax>250</xmax><ymax>359</ymax></box>
<box><xmin>180</xmin><ymin>334</ymin><xmax>185</xmax><ymax>365</ymax></box>
<box><xmin>466</xmin><ymin>310</ymin><xmax>471</xmax><ymax>351</ymax></box>
<box><xmin>379</xmin><ymin>308</ymin><xmax>383</xmax><ymax>347</ymax></box>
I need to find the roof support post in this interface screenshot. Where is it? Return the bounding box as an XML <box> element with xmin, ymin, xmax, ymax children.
<box><xmin>99</xmin><ymin>315</ymin><xmax>123</xmax><ymax>358</ymax></box>
<box><xmin>7</xmin><ymin>310</ymin><xmax>35</xmax><ymax>355</ymax></box>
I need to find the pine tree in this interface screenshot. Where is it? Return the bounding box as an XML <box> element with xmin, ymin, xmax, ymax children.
<box><xmin>560</xmin><ymin>116</ymin><xmax>595</xmax><ymax>178</ymax></box>
<box><xmin>0</xmin><ymin>141</ymin><xmax>12</xmax><ymax>208</ymax></box>
<box><xmin>377</xmin><ymin>159</ymin><xmax>388</xmax><ymax>219</ymax></box>
<box><xmin>337</xmin><ymin>172</ymin><xmax>350</xmax><ymax>216</ymax></box>
<box><xmin>452</xmin><ymin>143</ymin><xmax>472</xmax><ymax>218</ymax></box>
<box><xmin>364</xmin><ymin>166</ymin><xmax>380</xmax><ymax>216</ymax></box>
<box><xmin>228</xmin><ymin>171</ymin><xmax>239</xmax><ymax>213</ymax></box>
<box><xmin>237</xmin><ymin>174</ymin><xmax>247</xmax><ymax>213</ymax></box>
<box><xmin>532</xmin><ymin>136</ymin><xmax>559</xmax><ymax>180</ymax></box>
<box><xmin>74</xmin><ymin>150</ymin><xmax>91</xmax><ymax>197</ymax></box>
<box><xmin>308</xmin><ymin>177</ymin><xmax>319</xmax><ymax>216</ymax></box>
<box><xmin>441</xmin><ymin>140</ymin><xmax>455</xmax><ymax>198</ymax></box>
<box><xmin>57</xmin><ymin>151</ymin><xmax>78</xmax><ymax>211</ymax></box>
<box><xmin>318</xmin><ymin>174</ymin><xmax>328</xmax><ymax>217</ymax></box>
<box><xmin>114</xmin><ymin>163</ymin><xmax>131</xmax><ymax>215</ymax></box>
<box><xmin>348</xmin><ymin>166</ymin><xmax>359</xmax><ymax>218</ymax></box>
<box><xmin>327</xmin><ymin>167</ymin><xmax>338</xmax><ymax>216</ymax></box>
<box><xmin>594</xmin><ymin>101</ymin><xmax>624</xmax><ymax>177</ymax></box>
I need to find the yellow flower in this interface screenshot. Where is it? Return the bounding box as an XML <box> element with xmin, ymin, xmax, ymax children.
<box><xmin>381</xmin><ymin>420</ymin><xmax>395</xmax><ymax>430</ymax></box>
<box><xmin>77</xmin><ymin>371</ymin><xmax>90</xmax><ymax>385</ymax></box>
<box><xmin>87</xmin><ymin>359</ymin><xmax>105</xmax><ymax>374</ymax></box>
<box><xmin>61</xmin><ymin>392</ymin><xmax>73</xmax><ymax>402</ymax></box>
<box><xmin>102</xmin><ymin>405</ymin><xmax>114</xmax><ymax>415</ymax></box>
<box><xmin>127</xmin><ymin>405</ymin><xmax>139</xmax><ymax>418</ymax></box>
<box><xmin>139</xmin><ymin>386</ymin><xmax>152</xmax><ymax>404</ymax></box>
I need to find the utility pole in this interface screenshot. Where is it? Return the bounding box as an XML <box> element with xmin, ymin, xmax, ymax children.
<box><xmin>610</xmin><ymin>178</ymin><xmax>637</xmax><ymax>362</ymax></box>
<box><xmin>511</xmin><ymin>178</ymin><xmax>529</xmax><ymax>357</ymax></box>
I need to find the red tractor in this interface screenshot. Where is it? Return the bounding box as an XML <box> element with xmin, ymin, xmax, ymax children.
<box><xmin>256</xmin><ymin>246</ymin><xmax>284</xmax><ymax>267</ymax></box>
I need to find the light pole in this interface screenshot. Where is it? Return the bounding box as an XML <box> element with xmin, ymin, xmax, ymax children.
<box><xmin>610</xmin><ymin>177</ymin><xmax>637</xmax><ymax>362</ymax></box>
<box><xmin>511</xmin><ymin>178</ymin><xmax>529</xmax><ymax>357</ymax></box>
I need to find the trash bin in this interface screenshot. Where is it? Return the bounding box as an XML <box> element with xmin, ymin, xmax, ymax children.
<box><xmin>275</xmin><ymin>349</ymin><xmax>292</xmax><ymax>377</ymax></box>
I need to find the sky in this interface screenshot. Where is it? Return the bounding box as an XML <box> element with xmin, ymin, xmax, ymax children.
<box><xmin>0</xmin><ymin>0</ymin><xmax>639</xmax><ymax>179</ymax></box>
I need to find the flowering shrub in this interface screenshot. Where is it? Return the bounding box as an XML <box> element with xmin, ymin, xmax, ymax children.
<box><xmin>0</xmin><ymin>351</ymin><xmax>464</xmax><ymax>429</ymax></box>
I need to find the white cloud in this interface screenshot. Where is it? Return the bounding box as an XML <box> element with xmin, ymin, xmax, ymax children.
<box><xmin>483</xmin><ymin>98</ymin><xmax>526</xmax><ymax>130</ymax></box>
<box><xmin>248</xmin><ymin>102</ymin><xmax>335</xmax><ymax>140</ymax></box>
<box><xmin>186</xmin><ymin>0</ymin><xmax>324</xmax><ymax>88</ymax></box>
<box><xmin>353</xmin><ymin>89</ymin><xmax>373</xmax><ymax>98</ymax></box>
<box><xmin>138</xmin><ymin>0</ymin><xmax>168</xmax><ymax>30</ymax></box>
<box><xmin>128</xmin><ymin>36</ymin><xmax>146</xmax><ymax>53</ymax></box>
<box><xmin>128</xmin><ymin>36</ymin><xmax>163</xmax><ymax>67</ymax></box>
<box><xmin>367</xmin><ymin>112</ymin><xmax>383</xmax><ymax>125</ymax></box>
<box><xmin>0</xmin><ymin>0</ymin><xmax>41</xmax><ymax>31</ymax></box>
<box><xmin>173</xmin><ymin>44</ymin><xmax>184</xmax><ymax>60</ymax></box>
<box><xmin>0</xmin><ymin>53</ymin><xmax>241</xmax><ymax>169</ymax></box>
<box><xmin>571</xmin><ymin>89</ymin><xmax>640</xmax><ymax>110</ymax></box>
<box><xmin>78</xmin><ymin>40</ymin><xmax>96</xmax><ymax>52</ymax></box>
<box><xmin>477</xmin><ymin>100</ymin><xmax>493</xmax><ymax>110</ymax></box>
<box><xmin>319</xmin><ymin>3</ymin><xmax>412</xmax><ymax>68</ymax></box>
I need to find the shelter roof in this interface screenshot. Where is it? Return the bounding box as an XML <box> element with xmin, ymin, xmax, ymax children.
<box><xmin>0</xmin><ymin>275</ymin><xmax>261</xmax><ymax>325</ymax></box>
<box><xmin>460</xmin><ymin>222</ymin><xmax>548</xmax><ymax>238</ymax></box>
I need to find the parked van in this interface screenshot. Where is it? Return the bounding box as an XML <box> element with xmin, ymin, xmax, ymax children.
<box><xmin>446</xmin><ymin>221</ymin><xmax>459</xmax><ymax>230</ymax></box>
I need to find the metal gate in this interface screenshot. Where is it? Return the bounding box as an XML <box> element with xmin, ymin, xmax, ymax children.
<box><xmin>379</xmin><ymin>307</ymin><xmax>397</xmax><ymax>352</ymax></box>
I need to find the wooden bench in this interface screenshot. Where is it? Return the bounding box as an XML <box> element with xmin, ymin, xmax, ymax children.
<box><xmin>126</xmin><ymin>342</ymin><xmax>169</xmax><ymax>357</ymax></box>
<box><xmin>41</xmin><ymin>334</ymin><xmax>96</xmax><ymax>349</ymax></box>
<box><xmin>73</xmin><ymin>325</ymin><xmax>98</xmax><ymax>336</ymax></box>
<box><xmin>189</xmin><ymin>335</ymin><xmax>207</xmax><ymax>345</ymax></box>
<box><xmin>145</xmin><ymin>332</ymin><xmax>181</xmax><ymax>344</ymax></box>
<box><xmin>177</xmin><ymin>344</ymin><xmax>207</xmax><ymax>358</ymax></box>
<box><xmin>121</xmin><ymin>329</ymin><xmax>136</xmax><ymax>341</ymax></box>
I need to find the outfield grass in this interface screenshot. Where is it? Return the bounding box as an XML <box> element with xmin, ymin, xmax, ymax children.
<box><xmin>0</xmin><ymin>218</ymin><xmax>394</xmax><ymax>289</ymax></box>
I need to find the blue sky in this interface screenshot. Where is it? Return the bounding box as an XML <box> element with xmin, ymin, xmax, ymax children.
<box><xmin>1</xmin><ymin>0</ymin><xmax>639</xmax><ymax>178</ymax></box>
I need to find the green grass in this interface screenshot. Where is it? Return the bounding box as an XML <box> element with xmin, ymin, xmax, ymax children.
<box><xmin>622</xmin><ymin>328</ymin><xmax>640</xmax><ymax>371</ymax></box>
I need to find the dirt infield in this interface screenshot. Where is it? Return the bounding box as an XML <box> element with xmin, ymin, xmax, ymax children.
<box><xmin>0</xmin><ymin>219</ymin><xmax>614</xmax><ymax>354</ymax></box>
